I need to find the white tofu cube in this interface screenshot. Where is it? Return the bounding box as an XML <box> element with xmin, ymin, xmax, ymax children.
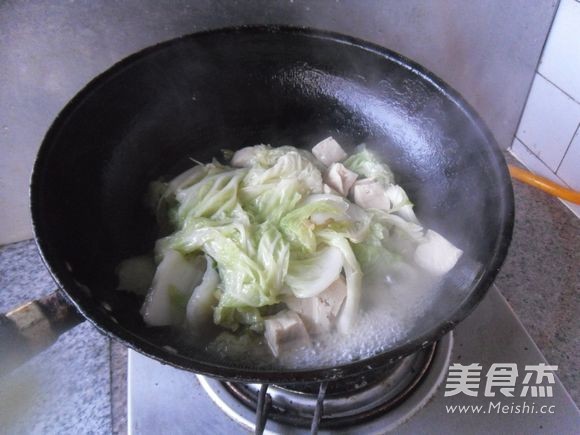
<box><xmin>263</xmin><ymin>310</ymin><xmax>312</xmax><ymax>357</ymax></box>
<box><xmin>351</xmin><ymin>179</ymin><xmax>390</xmax><ymax>210</ymax></box>
<box><xmin>414</xmin><ymin>230</ymin><xmax>463</xmax><ymax>275</ymax></box>
<box><xmin>322</xmin><ymin>277</ymin><xmax>348</xmax><ymax>318</ymax></box>
<box><xmin>324</xmin><ymin>163</ymin><xmax>358</xmax><ymax>196</ymax></box>
<box><xmin>312</xmin><ymin>137</ymin><xmax>348</xmax><ymax>166</ymax></box>
<box><xmin>285</xmin><ymin>277</ymin><xmax>347</xmax><ymax>334</ymax></box>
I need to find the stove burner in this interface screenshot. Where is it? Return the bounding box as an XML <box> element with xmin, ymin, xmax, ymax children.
<box><xmin>197</xmin><ymin>333</ymin><xmax>453</xmax><ymax>434</ymax></box>
<box><xmin>224</xmin><ymin>343</ymin><xmax>436</xmax><ymax>430</ymax></box>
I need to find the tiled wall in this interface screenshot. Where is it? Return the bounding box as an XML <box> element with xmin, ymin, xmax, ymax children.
<box><xmin>510</xmin><ymin>0</ymin><xmax>580</xmax><ymax>218</ymax></box>
<box><xmin>0</xmin><ymin>2</ymin><xmax>563</xmax><ymax>245</ymax></box>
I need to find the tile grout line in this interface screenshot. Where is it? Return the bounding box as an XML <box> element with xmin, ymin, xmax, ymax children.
<box><xmin>531</xmin><ymin>0</ymin><xmax>562</xmax><ymax>87</ymax></box>
<box><xmin>537</xmin><ymin>71</ymin><xmax>580</xmax><ymax>104</ymax></box>
<box><xmin>509</xmin><ymin>0</ymin><xmax>561</xmax><ymax>148</ymax></box>
<box><xmin>511</xmin><ymin>137</ymin><xmax>580</xmax><ymax>218</ymax></box>
<box><xmin>555</xmin><ymin>122</ymin><xmax>580</xmax><ymax>173</ymax></box>
<box><xmin>512</xmin><ymin>136</ymin><xmax>572</xmax><ymax>188</ymax></box>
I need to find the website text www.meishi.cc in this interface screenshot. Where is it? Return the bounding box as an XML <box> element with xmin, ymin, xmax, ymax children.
<box><xmin>446</xmin><ymin>401</ymin><xmax>556</xmax><ymax>415</ymax></box>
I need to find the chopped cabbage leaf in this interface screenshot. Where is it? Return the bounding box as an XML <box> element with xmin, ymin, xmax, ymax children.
<box><xmin>240</xmin><ymin>177</ymin><xmax>303</xmax><ymax>223</ymax></box>
<box><xmin>279</xmin><ymin>194</ymin><xmax>371</xmax><ymax>254</ymax></box>
<box><xmin>279</xmin><ymin>199</ymin><xmax>345</xmax><ymax>254</ymax></box>
<box><xmin>232</xmin><ymin>144</ymin><xmax>325</xmax><ymax>170</ymax></box>
<box><xmin>384</xmin><ymin>184</ymin><xmax>419</xmax><ymax>223</ymax></box>
<box><xmin>123</xmin><ymin>141</ymin><xmax>463</xmax><ymax>351</ymax></box>
<box><xmin>285</xmin><ymin>246</ymin><xmax>343</xmax><ymax>298</ymax></box>
<box><xmin>343</xmin><ymin>145</ymin><xmax>394</xmax><ymax>185</ymax></box>
<box><xmin>186</xmin><ymin>255</ymin><xmax>219</xmax><ymax>331</ymax></box>
<box><xmin>174</xmin><ymin>168</ymin><xmax>247</xmax><ymax>223</ymax></box>
<box><xmin>317</xmin><ymin>230</ymin><xmax>362</xmax><ymax>333</ymax></box>
<box><xmin>167</xmin><ymin>223</ymin><xmax>285</xmax><ymax>308</ymax></box>
<box><xmin>141</xmin><ymin>250</ymin><xmax>206</xmax><ymax>326</ymax></box>
<box><xmin>351</xmin><ymin>222</ymin><xmax>396</xmax><ymax>276</ymax></box>
<box><xmin>243</xmin><ymin>151</ymin><xmax>323</xmax><ymax>195</ymax></box>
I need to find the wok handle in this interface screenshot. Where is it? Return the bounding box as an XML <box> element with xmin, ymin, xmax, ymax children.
<box><xmin>0</xmin><ymin>290</ymin><xmax>83</xmax><ymax>375</ymax></box>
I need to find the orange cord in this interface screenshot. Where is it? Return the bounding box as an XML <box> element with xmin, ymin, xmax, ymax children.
<box><xmin>508</xmin><ymin>165</ymin><xmax>580</xmax><ymax>204</ymax></box>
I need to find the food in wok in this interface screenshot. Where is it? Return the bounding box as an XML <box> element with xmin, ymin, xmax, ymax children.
<box><xmin>116</xmin><ymin>137</ymin><xmax>462</xmax><ymax>367</ymax></box>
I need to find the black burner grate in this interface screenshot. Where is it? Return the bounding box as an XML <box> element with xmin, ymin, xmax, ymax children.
<box><xmin>224</xmin><ymin>343</ymin><xmax>437</xmax><ymax>434</ymax></box>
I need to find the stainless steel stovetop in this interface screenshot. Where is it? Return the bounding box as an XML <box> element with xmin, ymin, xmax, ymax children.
<box><xmin>127</xmin><ymin>286</ymin><xmax>579</xmax><ymax>434</ymax></box>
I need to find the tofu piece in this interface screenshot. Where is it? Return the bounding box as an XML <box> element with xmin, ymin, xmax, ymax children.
<box><xmin>264</xmin><ymin>310</ymin><xmax>312</xmax><ymax>357</ymax></box>
<box><xmin>285</xmin><ymin>277</ymin><xmax>347</xmax><ymax>334</ymax></box>
<box><xmin>323</xmin><ymin>163</ymin><xmax>358</xmax><ymax>196</ymax></box>
<box><xmin>323</xmin><ymin>183</ymin><xmax>340</xmax><ymax>195</ymax></box>
<box><xmin>414</xmin><ymin>230</ymin><xmax>463</xmax><ymax>275</ymax></box>
<box><xmin>322</xmin><ymin>277</ymin><xmax>348</xmax><ymax>318</ymax></box>
<box><xmin>312</xmin><ymin>137</ymin><xmax>348</xmax><ymax>166</ymax></box>
<box><xmin>231</xmin><ymin>146</ymin><xmax>258</xmax><ymax>167</ymax></box>
<box><xmin>351</xmin><ymin>179</ymin><xmax>390</xmax><ymax>210</ymax></box>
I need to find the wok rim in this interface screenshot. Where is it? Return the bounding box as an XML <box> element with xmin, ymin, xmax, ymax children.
<box><xmin>30</xmin><ymin>24</ymin><xmax>514</xmax><ymax>384</ymax></box>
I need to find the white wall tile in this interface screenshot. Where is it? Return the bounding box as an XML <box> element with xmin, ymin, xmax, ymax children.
<box><xmin>557</xmin><ymin>126</ymin><xmax>580</xmax><ymax>189</ymax></box>
<box><xmin>511</xmin><ymin>0</ymin><xmax>580</xmax><ymax>220</ymax></box>
<box><xmin>509</xmin><ymin>139</ymin><xmax>580</xmax><ymax>219</ymax></box>
<box><xmin>510</xmin><ymin>138</ymin><xmax>563</xmax><ymax>183</ymax></box>
<box><xmin>538</xmin><ymin>0</ymin><xmax>580</xmax><ymax>102</ymax></box>
<box><xmin>516</xmin><ymin>74</ymin><xmax>580</xmax><ymax>171</ymax></box>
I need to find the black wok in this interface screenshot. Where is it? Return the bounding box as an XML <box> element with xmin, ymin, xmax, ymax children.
<box><xmin>1</xmin><ymin>26</ymin><xmax>513</xmax><ymax>383</ymax></box>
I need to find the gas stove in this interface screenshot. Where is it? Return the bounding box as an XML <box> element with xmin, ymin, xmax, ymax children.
<box><xmin>127</xmin><ymin>286</ymin><xmax>579</xmax><ymax>434</ymax></box>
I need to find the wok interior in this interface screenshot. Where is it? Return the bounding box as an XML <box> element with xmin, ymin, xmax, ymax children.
<box><xmin>33</xmin><ymin>29</ymin><xmax>510</xmax><ymax>376</ymax></box>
